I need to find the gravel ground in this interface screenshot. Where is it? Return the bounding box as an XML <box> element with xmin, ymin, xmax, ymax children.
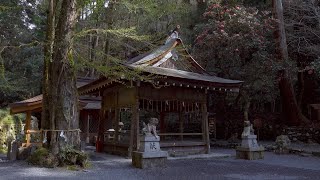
<box><xmin>0</xmin><ymin>148</ymin><xmax>320</xmax><ymax>180</ymax></box>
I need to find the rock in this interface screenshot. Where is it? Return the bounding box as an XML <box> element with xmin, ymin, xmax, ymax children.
<box><xmin>7</xmin><ymin>141</ymin><xmax>18</xmax><ymax>161</ymax></box>
<box><xmin>30</xmin><ymin>145</ymin><xmax>39</xmax><ymax>154</ymax></box>
<box><xmin>292</xmin><ymin>138</ymin><xmax>298</xmax><ymax>142</ymax></box>
<box><xmin>300</xmin><ymin>153</ymin><xmax>312</xmax><ymax>157</ymax></box>
<box><xmin>275</xmin><ymin>135</ymin><xmax>291</xmax><ymax>148</ymax></box>
<box><xmin>312</xmin><ymin>152</ymin><xmax>320</xmax><ymax>157</ymax></box>
<box><xmin>17</xmin><ymin>147</ymin><xmax>31</xmax><ymax>160</ymax></box>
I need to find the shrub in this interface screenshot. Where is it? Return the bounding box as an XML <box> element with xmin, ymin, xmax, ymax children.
<box><xmin>0</xmin><ymin>108</ymin><xmax>24</xmax><ymax>154</ymax></box>
<box><xmin>27</xmin><ymin>147</ymin><xmax>59</xmax><ymax>168</ymax></box>
<box><xmin>58</xmin><ymin>146</ymin><xmax>89</xmax><ymax>168</ymax></box>
<box><xmin>28</xmin><ymin>145</ymin><xmax>89</xmax><ymax>169</ymax></box>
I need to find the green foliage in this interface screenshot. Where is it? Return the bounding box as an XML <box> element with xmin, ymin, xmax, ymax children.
<box><xmin>0</xmin><ymin>46</ymin><xmax>43</xmax><ymax>106</ymax></box>
<box><xmin>194</xmin><ymin>3</ymin><xmax>279</xmax><ymax>107</ymax></box>
<box><xmin>27</xmin><ymin>147</ymin><xmax>59</xmax><ymax>168</ymax></box>
<box><xmin>73</xmin><ymin>0</ymin><xmax>199</xmax><ymax>80</ymax></box>
<box><xmin>27</xmin><ymin>147</ymin><xmax>49</xmax><ymax>164</ymax></box>
<box><xmin>75</xmin><ymin>27</ymin><xmax>150</xmax><ymax>41</ymax></box>
<box><xmin>283</xmin><ymin>0</ymin><xmax>320</xmax><ymax>73</ymax></box>
<box><xmin>58</xmin><ymin>146</ymin><xmax>89</xmax><ymax>168</ymax></box>
<box><xmin>0</xmin><ymin>108</ymin><xmax>24</xmax><ymax>154</ymax></box>
<box><xmin>28</xmin><ymin>146</ymin><xmax>89</xmax><ymax>169</ymax></box>
<box><xmin>0</xmin><ymin>0</ymin><xmax>43</xmax><ymax>106</ymax></box>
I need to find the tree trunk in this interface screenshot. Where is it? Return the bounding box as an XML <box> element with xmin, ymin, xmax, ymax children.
<box><xmin>104</xmin><ymin>1</ymin><xmax>115</xmax><ymax>64</ymax></box>
<box><xmin>241</xmin><ymin>90</ymin><xmax>251</xmax><ymax>122</ymax></box>
<box><xmin>273</xmin><ymin>0</ymin><xmax>303</xmax><ymax>126</ymax></box>
<box><xmin>42</xmin><ymin>0</ymin><xmax>57</xmax><ymax>145</ymax></box>
<box><xmin>90</xmin><ymin>35</ymin><xmax>99</xmax><ymax>77</ymax></box>
<box><xmin>244</xmin><ymin>100</ymin><xmax>251</xmax><ymax>122</ymax></box>
<box><xmin>297</xmin><ymin>71</ymin><xmax>304</xmax><ymax>108</ymax></box>
<box><xmin>42</xmin><ymin>0</ymin><xmax>80</xmax><ymax>154</ymax></box>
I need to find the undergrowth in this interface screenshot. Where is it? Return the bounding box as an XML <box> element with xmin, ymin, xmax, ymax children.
<box><xmin>27</xmin><ymin>146</ymin><xmax>89</xmax><ymax>169</ymax></box>
<box><xmin>0</xmin><ymin>108</ymin><xmax>24</xmax><ymax>154</ymax></box>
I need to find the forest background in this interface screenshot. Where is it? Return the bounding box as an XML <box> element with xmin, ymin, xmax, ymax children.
<box><xmin>0</xmin><ymin>0</ymin><xmax>319</xmax><ymax>143</ymax></box>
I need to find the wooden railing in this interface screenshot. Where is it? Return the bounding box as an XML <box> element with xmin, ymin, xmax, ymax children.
<box><xmin>158</xmin><ymin>133</ymin><xmax>203</xmax><ymax>136</ymax></box>
<box><xmin>23</xmin><ymin>130</ymin><xmax>43</xmax><ymax>147</ymax></box>
<box><xmin>23</xmin><ymin>129</ymin><xmax>81</xmax><ymax>147</ymax></box>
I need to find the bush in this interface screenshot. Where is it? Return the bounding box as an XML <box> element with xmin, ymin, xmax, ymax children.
<box><xmin>0</xmin><ymin>108</ymin><xmax>24</xmax><ymax>154</ymax></box>
<box><xmin>58</xmin><ymin>146</ymin><xmax>89</xmax><ymax>168</ymax></box>
<box><xmin>27</xmin><ymin>146</ymin><xmax>89</xmax><ymax>169</ymax></box>
<box><xmin>27</xmin><ymin>147</ymin><xmax>59</xmax><ymax>168</ymax></box>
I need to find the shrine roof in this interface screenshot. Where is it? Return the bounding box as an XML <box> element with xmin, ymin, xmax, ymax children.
<box><xmin>126</xmin><ymin>38</ymin><xmax>208</xmax><ymax>74</ymax></box>
<box><xmin>9</xmin><ymin>78</ymin><xmax>101</xmax><ymax>114</ymax></box>
<box><xmin>79</xmin><ymin>38</ymin><xmax>242</xmax><ymax>95</ymax></box>
<box><xmin>135</xmin><ymin>66</ymin><xmax>242</xmax><ymax>85</ymax></box>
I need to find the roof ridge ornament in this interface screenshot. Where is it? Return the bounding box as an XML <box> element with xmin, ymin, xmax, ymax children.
<box><xmin>165</xmin><ymin>25</ymin><xmax>180</xmax><ymax>44</ymax></box>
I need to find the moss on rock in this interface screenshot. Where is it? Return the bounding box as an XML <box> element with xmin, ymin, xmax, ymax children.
<box><xmin>27</xmin><ymin>147</ymin><xmax>59</xmax><ymax>168</ymax></box>
<box><xmin>58</xmin><ymin>146</ymin><xmax>89</xmax><ymax>168</ymax></box>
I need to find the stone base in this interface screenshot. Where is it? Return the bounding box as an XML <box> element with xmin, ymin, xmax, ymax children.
<box><xmin>132</xmin><ymin>151</ymin><xmax>168</xmax><ymax>169</ymax></box>
<box><xmin>274</xmin><ymin>148</ymin><xmax>290</xmax><ymax>155</ymax></box>
<box><xmin>17</xmin><ymin>146</ymin><xmax>33</xmax><ymax>160</ymax></box>
<box><xmin>236</xmin><ymin>146</ymin><xmax>264</xmax><ymax>160</ymax></box>
<box><xmin>7</xmin><ymin>141</ymin><xmax>18</xmax><ymax>161</ymax></box>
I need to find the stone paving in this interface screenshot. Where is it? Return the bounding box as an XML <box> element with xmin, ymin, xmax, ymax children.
<box><xmin>0</xmin><ymin>148</ymin><xmax>320</xmax><ymax>180</ymax></box>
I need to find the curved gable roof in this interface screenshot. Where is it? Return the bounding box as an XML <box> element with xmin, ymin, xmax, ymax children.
<box><xmin>126</xmin><ymin>38</ymin><xmax>208</xmax><ymax>74</ymax></box>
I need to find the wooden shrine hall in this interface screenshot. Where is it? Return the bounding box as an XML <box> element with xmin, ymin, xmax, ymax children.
<box><xmin>79</xmin><ymin>38</ymin><xmax>242</xmax><ymax>157</ymax></box>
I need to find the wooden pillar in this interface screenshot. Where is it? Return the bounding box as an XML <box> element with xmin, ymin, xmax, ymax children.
<box><xmin>25</xmin><ymin>111</ymin><xmax>31</xmax><ymax>146</ymax></box>
<box><xmin>98</xmin><ymin>109</ymin><xmax>105</xmax><ymax>142</ymax></box>
<box><xmin>179</xmin><ymin>112</ymin><xmax>184</xmax><ymax>141</ymax></box>
<box><xmin>97</xmin><ymin>93</ymin><xmax>106</xmax><ymax>143</ymax></box>
<box><xmin>160</xmin><ymin>112</ymin><xmax>165</xmax><ymax>140</ymax></box>
<box><xmin>129</xmin><ymin>98</ymin><xmax>139</xmax><ymax>157</ymax></box>
<box><xmin>114</xmin><ymin>108</ymin><xmax>120</xmax><ymax>143</ymax></box>
<box><xmin>135</xmin><ymin>101</ymin><xmax>140</xmax><ymax>151</ymax></box>
<box><xmin>86</xmin><ymin>113</ymin><xmax>90</xmax><ymax>143</ymax></box>
<box><xmin>160</xmin><ymin>112</ymin><xmax>165</xmax><ymax>133</ymax></box>
<box><xmin>202</xmin><ymin>102</ymin><xmax>210</xmax><ymax>154</ymax></box>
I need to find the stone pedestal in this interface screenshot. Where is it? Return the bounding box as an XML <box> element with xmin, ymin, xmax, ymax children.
<box><xmin>236</xmin><ymin>135</ymin><xmax>264</xmax><ymax>160</ymax></box>
<box><xmin>17</xmin><ymin>147</ymin><xmax>31</xmax><ymax>160</ymax></box>
<box><xmin>7</xmin><ymin>141</ymin><xmax>18</xmax><ymax>161</ymax></box>
<box><xmin>132</xmin><ymin>135</ymin><xmax>168</xmax><ymax>169</ymax></box>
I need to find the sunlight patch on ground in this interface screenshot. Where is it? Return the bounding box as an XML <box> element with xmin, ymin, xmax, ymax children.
<box><xmin>16</xmin><ymin>167</ymin><xmax>77</xmax><ymax>178</ymax></box>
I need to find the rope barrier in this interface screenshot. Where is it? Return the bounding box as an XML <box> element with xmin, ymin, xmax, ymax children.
<box><xmin>41</xmin><ymin>129</ymin><xmax>81</xmax><ymax>132</ymax></box>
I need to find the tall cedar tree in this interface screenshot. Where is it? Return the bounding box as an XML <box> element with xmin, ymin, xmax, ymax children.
<box><xmin>273</xmin><ymin>0</ymin><xmax>307</xmax><ymax>126</ymax></box>
<box><xmin>42</xmin><ymin>0</ymin><xmax>79</xmax><ymax>154</ymax></box>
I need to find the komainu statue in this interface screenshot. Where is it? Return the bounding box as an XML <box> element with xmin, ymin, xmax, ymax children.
<box><xmin>142</xmin><ymin>118</ymin><xmax>158</xmax><ymax>138</ymax></box>
<box><xmin>241</xmin><ymin>121</ymin><xmax>254</xmax><ymax>137</ymax></box>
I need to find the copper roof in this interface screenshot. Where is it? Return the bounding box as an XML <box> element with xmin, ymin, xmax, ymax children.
<box><xmin>10</xmin><ymin>95</ymin><xmax>43</xmax><ymax>107</ymax></box>
<box><xmin>127</xmin><ymin>38</ymin><xmax>208</xmax><ymax>74</ymax></box>
<box><xmin>10</xmin><ymin>78</ymin><xmax>101</xmax><ymax>114</ymax></box>
<box><xmin>133</xmin><ymin>66</ymin><xmax>242</xmax><ymax>85</ymax></box>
